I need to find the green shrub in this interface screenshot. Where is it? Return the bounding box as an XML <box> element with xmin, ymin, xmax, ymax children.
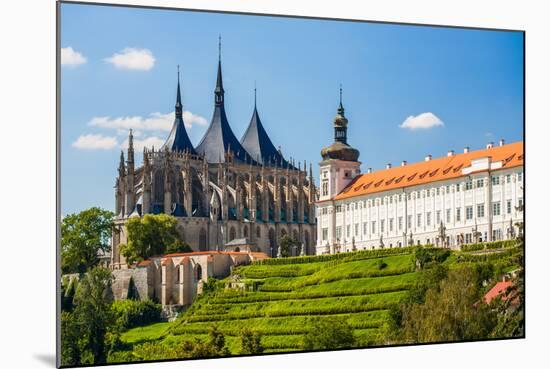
<box><xmin>112</xmin><ymin>299</ymin><xmax>162</xmax><ymax>330</ymax></box>
<box><xmin>460</xmin><ymin>240</ymin><xmax>517</xmax><ymax>252</ymax></box>
<box><xmin>377</xmin><ymin>259</ymin><xmax>388</xmax><ymax>270</ymax></box>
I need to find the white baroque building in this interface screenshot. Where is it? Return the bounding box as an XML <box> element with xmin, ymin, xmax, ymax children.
<box><xmin>315</xmin><ymin>95</ymin><xmax>524</xmax><ymax>254</ymax></box>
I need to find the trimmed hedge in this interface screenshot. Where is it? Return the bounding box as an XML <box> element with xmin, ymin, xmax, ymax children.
<box><xmin>210</xmin><ymin>284</ymin><xmax>414</xmax><ymax>304</ymax></box>
<box><xmin>254</xmin><ymin>246</ymin><xmax>419</xmax><ymax>266</ymax></box>
<box><xmin>460</xmin><ymin>239</ymin><xmax>517</xmax><ymax>252</ymax></box>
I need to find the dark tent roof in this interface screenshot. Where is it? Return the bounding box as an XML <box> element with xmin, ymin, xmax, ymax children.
<box><xmin>240</xmin><ymin>105</ymin><xmax>291</xmax><ymax>168</ymax></box>
<box><xmin>196</xmin><ymin>60</ymin><xmax>257</xmax><ymax>164</ymax></box>
<box><xmin>161</xmin><ymin>74</ymin><xmax>197</xmax><ymax>154</ymax></box>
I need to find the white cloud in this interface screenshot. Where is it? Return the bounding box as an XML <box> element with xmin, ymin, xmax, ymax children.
<box><xmin>104</xmin><ymin>48</ymin><xmax>155</xmax><ymax>71</ymax></box>
<box><xmin>61</xmin><ymin>47</ymin><xmax>87</xmax><ymax>66</ymax></box>
<box><xmin>72</xmin><ymin>134</ymin><xmax>118</xmax><ymax>150</ymax></box>
<box><xmin>399</xmin><ymin>112</ymin><xmax>444</xmax><ymax>130</ymax></box>
<box><xmin>121</xmin><ymin>136</ymin><xmax>165</xmax><ymax>151</ymax></box>
<box><xmin>89</xmin><ymin>111</ymin><xmax>207</xmax><ymax>132</ymax></box>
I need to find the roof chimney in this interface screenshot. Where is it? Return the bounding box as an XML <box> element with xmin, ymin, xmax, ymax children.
<box><xmin>386</xmin><ymin>163</ymin><xmax>392</xmax><ymax>169</ymax></box>
<box><xmin>499</xmin><ymin>138</ymin><xmax>505</xmax><ymax>147</ymax></box>
<box><xmin>425</xmin><ymin>155</ymin><xmax>432</xmax><ymax>162</ymax></box>
<box><xmin>486</xmin><ymin>142</ymin><xmax>494</xmax><ymax>149</ymax></box>
<box><xmin>463</xmin><ymin>147</ymin><xmax>470</xmax><ymax>153</ymax></box>
<box><xmin>401</xmin><ymin>160</ymin><xmax>407</xmax><ymax>167</ymax></box>
<box><xmin>447</xmin><ymin>150</ymin><xmax>454</xmax><ymax>157</ymax></box>
<box><xmin>367</xmin><ymin>168</ymin><xmax>372</xmax><ymax>174</ymax></box>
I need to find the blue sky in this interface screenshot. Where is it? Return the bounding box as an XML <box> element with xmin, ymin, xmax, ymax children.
<box><xmin>60</xmin><ymin>3</ymin><xmax>524</xmax><ymax>215</ymax></box>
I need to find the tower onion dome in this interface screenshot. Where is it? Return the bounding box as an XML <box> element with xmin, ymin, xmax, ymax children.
<box><xmin>161</xmin><ymin>66</ymin><xmax>197</xmax><ymax>154</ymax></box>
<box><xmin>196</xmin><ymin>38</ymin><xmax>258</xmax><ymax>164</ymax></box>
<box><xmin>240</xmin><ymin>88</ymin><xmax>292</xmax><ymax>168</ymax></box>
<box><xmin>321</xmin><ymin>87</ymin><xmax>360</xmax><ymax>162</ymax></box>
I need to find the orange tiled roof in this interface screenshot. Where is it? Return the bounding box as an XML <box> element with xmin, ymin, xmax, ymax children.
<box><xmin>333</xmin><ymin>141</ymin><xmax>523</xmax><ymax>201</ymax></box>
<box><xmin>484</xmin><ymin>280</ymin><xmax>513</xmax><ymax>304</ymax></box>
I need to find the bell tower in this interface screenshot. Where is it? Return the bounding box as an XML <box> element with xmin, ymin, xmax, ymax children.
<box><xmin>319</xmin><ymin>87</ymin><xmax>361</xmax><ymax>201</ymax></box>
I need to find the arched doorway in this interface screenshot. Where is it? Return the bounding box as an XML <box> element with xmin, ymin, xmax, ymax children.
<box><xmin>243</xmin><ymin>225</ymin><xmax>249</xmax><ymax>238</ymax></box>
<box><xmin>195</xmin><ymin>264</ymin><xmax>202</xmax><ymax>281</ymax></box>
<box><xmin>229</xmin><ymin>226</ymin><xmax>236</xmax><ymax>242</ymax></box>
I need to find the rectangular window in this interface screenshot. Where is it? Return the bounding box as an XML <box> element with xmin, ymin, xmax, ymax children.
<box><xmin>492</xmin><ymin>176</ymin><xmax>500</xmax><ymax>185</ymax></box>
<box><xmin>518</xmin><ymin>173</ymin><xmax>523</xmax><ymax>182</ymax></box>
<box><xmin>336</xmin><ymin>205</ymin><xmax>342</xmax><ymax>213</ymax></box>
<box><xmin>355</xmin><ymin>223</ymin><xmax>359</xmax><ymax>237</ymax></box>
<box><xmin>417</xmin><ymin>213</ymin><xmax>422</xmax><ymax>227</ymax></box>
<box><xmin>407</xmin><ymin>215</ymin><xmax>412</xmax><ymax>229</ymax></box>
<box><xmin>465</xmin><ymin>181</ymin><xmax>473</xmax><ymax>190</ymax></box>
<box><xmin>493</xmin><ymin>202</ymin><xmax>501</xmax><ymax>216</ymax></box>
<box><xmin>363</xmin><ymin>222</ymin><xmax>367</xmax><ymax>235</ymax></box>
<box><xmin>456</xmin><ymin>208</ymin><xmax>461</xmax><ymax>222</ymax></box>
<box><xmin>436</xmin><ymin>188</ymin><xmax>440</xmax><ymax>196</ymax></box>
<box><xmin>407</xmin><ymin>193</ymin><xmax>411</xmax><ymax>201</ymax></box>
<box><xmin>426</xmin><ymin>190</ymin><xmax>430</xmax><ymax>198</ymax></box>
<box><xmin>476</xmin><ymin>179</ymin><xmax>484</xmax><ymax>188</ymax></box>
<box><xmin>335</xmin><ymin>227</ymin><xmax>342</xmax><ymax>240</ymax></box>
<box><xmin>456</xmin><ymin>183</ymin><xmax>460</xmax><ymax>192</ymax></box>
<box><xmin>518</xmin><ymin>197</ymin><xmax>524</xmax><ymax>209</ymax></box>
<box><xmin>436</xmin><ymin>210</ymin><xmax>441</xmax><ymax>224</ymax></box>
<box><xmin>380</xmin><ymin>219</ymin><xmax>385</xmax><ymax>233</ymax></box>
<box><xmin>321</xmin><ymin>181</ymin><xmax>328</xmax><ymax>196</ymax></box>
<box><xmin>426</xmin><ymin>212</ymin><xmax>431</xmax><ymax>226</ymax></box>
<box><xmin>322</xmin><ymin>228</ymin><xmax>328</xmax><ymax>241</ymax></box>
<box><xmin>371</xmin><ymin>221</ymin><xmax>376</xmax><ymax>234</ymax></box>
<box><xmin>506</xmin><ymin>174</ymin><xmax>511</xmax><ymax>183</ymax></box>
<box><xmin>465</xmin><ymin>233</ymin><xmax>472</xmax><ymax>243</ymax></box>
<box><xmin>389</xmin><ymin>218</ymin><xmax>394</xmax><ymax>232</ymax></box>
<box><xmin>507</xmin><ymin>200</ymin><xmax>512</xmax><ymax>214</ymax></box>
<box><xmin>466</xmin><ymin>206</ymin><xmax>473</xmax><ymax>220</ymax></box>
<box><xmin>346</xmin><ymin>225</ymin><xmax>351</xmax><ymax>237</ymax></box>
<box><xmin>446</xmin><ymin>209</ymin><xmax>451</xmax><ymax>223</ymax></box>
<box><xmin>477</xmin><ymin>204</ymin><xmax>485</xmax><ymax>218</ymax></box>
<box><xmin>446</xmin><ymin>186</ymin><xmax>450</xmax><ymax>194</ymax></box>
<box><xmin>398</xmin><ymin>216</ymin><xmax>403</xmax><ymax>231</ymax></box>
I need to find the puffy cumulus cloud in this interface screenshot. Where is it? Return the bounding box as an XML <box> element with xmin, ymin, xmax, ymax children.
<box><xmin>399</xmin><ymin>112</ymin><xmax>444</xmax><ymax>130</ymax></box>
<box><xmin>182</xmin><ymin>111</ymin><xmax>208</xmax><ymax>128</ymax></box>
<box><xmin>72</xmin><ymin>134</ymin><xmax>118</xmax><ymax>150</ymax></box>
<box><xmin>104</xmin><ymin>48</ymin><xmax>155</xmax><ymax>70</ymax></box>
<box><xmin>89</xmin><ymin>111</ymin><xmax>207</xmax><ymax>132</ymax></box>
<box><xmin>61</xmin><ymin>47</ymin><xmax>87</xmax><ymax>66</ymax></box>
<box><xmin>120</xmin><ymin>136</ymin><xmax>165</xmax><ymax>151</ymax></box>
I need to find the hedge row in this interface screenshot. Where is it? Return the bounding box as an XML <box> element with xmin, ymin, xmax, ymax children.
<box><xmin>456</xmin><ymin>248</ymin><xmax>521</xmax><ymax>263</ymax></box>
<box><xmin>211</xmin><ymin>284</ymin><xmax>414</xmax><ymax>304</ymax></box>
<box><xmin>183</xmin><ymin>302</ymin><xmax>393</xmax><ymax>323</ymax></box>
<box><xmin>253</xmin><ymin>246</ymin><xmax>419</xmax><ymax>266</ymax></box>
<box><xmin>460</xmin><ymin>239</ymin><xmax>517</xmax><ymax>252</ymax></box>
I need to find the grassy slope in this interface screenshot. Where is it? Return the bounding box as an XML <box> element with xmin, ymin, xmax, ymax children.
<box><xmin>115</xmin><ymin>245</ymin><xmax>521</xmax><ymax>359</ymax></box>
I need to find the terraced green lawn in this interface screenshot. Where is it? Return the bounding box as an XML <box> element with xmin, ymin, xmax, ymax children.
<box><xmin>114</xmin><ymin>244</ymin><xmax>521</xmax><ymax>360</ymax></box>
<box><xmin>116</xmin><ymin>250</ymin><xmax>417</xmax><ymax>356</ymax></box>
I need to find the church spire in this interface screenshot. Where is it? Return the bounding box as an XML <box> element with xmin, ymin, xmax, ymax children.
<box><xmin>127</xmin><ymin>129</ymin><xmax>134</xmax><ymax>165</ymax></box>
<box><xmin>175</xmin><ymin>65</ymin><xmax>182</xmax><ymax>118</ymax></box>
<box><xmin>215</xmin><ymin>35</ymin><xmax>225</xmax><ymax>106</ymax></box>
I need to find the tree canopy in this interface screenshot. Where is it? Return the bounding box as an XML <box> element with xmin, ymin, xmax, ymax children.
<box><xmin>120</xmin><ymin>214</ymin><xmax>191</xmax><ymax>264</ymax></box>
<box><xmin>61</xmin><ymin>207</ymin><xmax>114</xmax><ymax>273</ymax></box>
<box><xmin>62</xmin><ymin>267</ymin><xmax>115</xmax><ymax>366</ymax></box>
<box><xmin>302</xmin><ymin>318</ymin><xmax>355</xmax><ymax>351</ymax></box>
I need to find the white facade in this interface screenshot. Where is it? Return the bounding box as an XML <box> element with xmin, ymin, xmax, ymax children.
<box><xmin>316</xmin><ymin>157</ymin><xmax>524</xmax><ymax>254</ymax></box>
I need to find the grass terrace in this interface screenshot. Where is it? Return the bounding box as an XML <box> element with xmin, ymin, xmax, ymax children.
<box><xmin>111</xmin><ymin>242</ymin><xmax>522</xmax><ymax>361</ymax></box>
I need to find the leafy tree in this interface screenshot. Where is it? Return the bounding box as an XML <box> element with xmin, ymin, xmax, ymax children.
<box><xmin>303</xmin><ymin>318</ymin><xmax>355</xmax><ymax>350</ymax></box>
<box><xmin>61</xmin><ymin>276</ymin><xmax>79</xmax><ymax>312</ymax></box>
<box><xmin>279</xmin><ymin>235</ymin><xmax>300</xmax><ymax>257</ymax></box>
<box><xmin>61</xmin><ymin>311</ymin><xmax>81</xmax><ymax>366</ymax></box>
<box><xmin>491</xmin><ymin>257</ymin><xmax>524</xmax><ymax>338</ymax></box>
<box><xmin>120</xmin><ymin>214</ymin><xmax>191</xmax><ymax>264</ymax></box>
<box><xmin>239</xmin><ymin>328</ymin><xmax>264</xmax><ymax>355</ymax></box>
<box><xmin>413</xmin><ymin>247</ymin><xmax>450</xmax><ymax>270</ymax></box>
<box><xmin>184</xmin><ymin>325</ymin><xmax>230</xmax><ymax>358</ymax></box>
<box><xmin>71</xmin><ymin>267</ymin><xmax>115</xmax><ymax>365</ymax></box>
<box><xmin>61</xmin><ymin>207</ymin><xmax>114</xmax><ymax>273</ymax></box>
<box><xmin>401</xmin><ymin>267</ymin><xmax>496</xmax><ymax>343</ymax></box>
